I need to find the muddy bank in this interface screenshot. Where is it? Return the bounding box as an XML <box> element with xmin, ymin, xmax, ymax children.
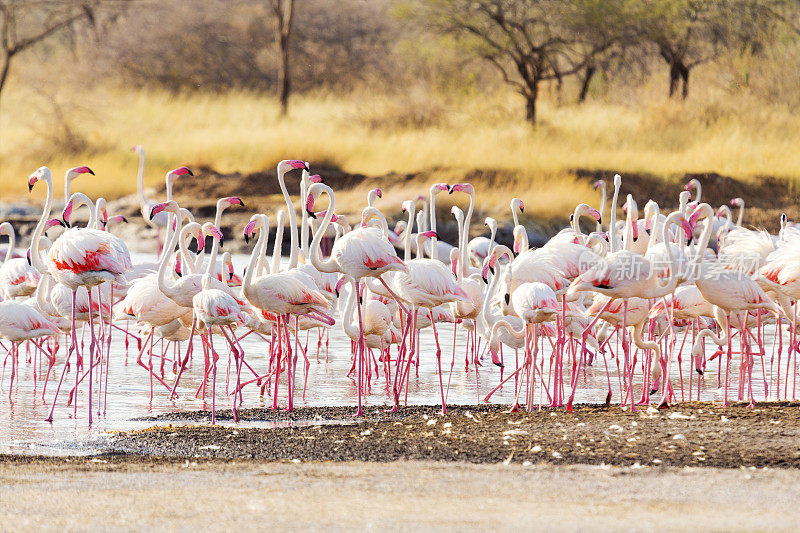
<box><xmin>101</xmin><ymin>402</ymin><xmax>800</xmax><ymax>468</ymax></box>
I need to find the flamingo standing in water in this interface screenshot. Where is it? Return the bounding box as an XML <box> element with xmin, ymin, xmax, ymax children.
<box><xmin>0</xmin><ymin>222</ymin><xmax>42</xmax><ymax>300</ymax></box>
<box><xmin>28</xmin><ymin>166</ymin><xmax>132</xmax><ymax>425</ymax></box>
<box><xmin>0</xmin><ymin>300</ymin><xmax>61</xmax><ymax>399</ymax></box>
<box><xmin>241</xmin><ymin>213</ymin><xmax>330</xmax><ymax>410</ymax></box>
<box><xmin>306</xmin><ymin>182</ymin><xmax>407</xmax><ymax>415</ymax></box>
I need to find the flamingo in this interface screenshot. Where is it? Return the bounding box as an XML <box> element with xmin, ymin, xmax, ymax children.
<box><xmin>0</xmin><ymin>300</ymin><xmax>61</xmax><ymax>399</ymax></box>
<box><xmin>306</xmin><ymin>182</ymin><xmax>407</xmax><ymax>415</ymax></box>
<box><xmin>28</xmin><ymin>166</ymin><xmax>131</xmax><ymax>425</ymax></box>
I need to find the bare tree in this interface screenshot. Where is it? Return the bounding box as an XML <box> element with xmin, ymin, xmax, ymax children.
<box><xmin>418</xmin><ymin>0</ymin><xmax>613</xmax><ymax>124</ymax></box>
<box><xmin>0</xmin><ymin>1</ymin><xmax>87</xmax><ymax>103</ymax></box>
<box><xmin>271</xmin><ymin>0</ymin><xmax>294</xmax><ymax>116</ymax></box>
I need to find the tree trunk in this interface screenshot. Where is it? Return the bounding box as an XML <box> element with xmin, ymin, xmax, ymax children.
<box><xmin>668</xmin><ymin>63</ymin><xmax>680</xmax><ymax>98</ymax></box>
<box><xmin>524</xmin><ymin>82</ymin><xmax>538</xmax><ymax>124</ymax></box>
<box><xmin>0</xmin><ymin>52</ymin><xmax>11</xmax><ymax>106</ymax></box>
<box><xmin>272</xmin><ymin>0</ymin><xmax>294</xmax><ymax>117</ymax></box>
<box><xmin>680</xmin><ymin>65</ymin><xmax>690</xmax><ymax>99</ymax></box>
<box><xmin>578</xmin><ymin>65</ymin><xmax>596</xmax><ymax>103</ymax></box>
<box><xmin>668</xmin><ymin>60</ymin><xmax>690</xmax><ymax>99</ymax></box>
<box><xmin>278</xmin><ymin>30</ymin><xmax>290</xmax><ymax>115</ymax></box>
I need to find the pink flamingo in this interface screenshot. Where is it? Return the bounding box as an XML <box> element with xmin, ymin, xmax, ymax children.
<box><xmin>242</xmin><ymin>214</ymin><xmax>330</xmax><ymax>410</ymax></box>
<box><xmin>193</xmin><ymin>273</ymin><xmax>247</xmax><ymax>423</ymax></box>
<box><xmin>306</xmin><ymin>182</ymin><xmax>407</xmax><ymax>415</ymax></box>
<box><xmin>0</xmin><ymin>300</ymin><xmax>61</xmax><ymax>399</ymax></box>
<box><xmin>0</xmin><ymin>222</ymin><xmax>42</xmax><ymax>300</ymax></box>
<box><xmin>28</xmin><ymin>166</ymin><xmax>132</xmax><ymax>425</ymax></box>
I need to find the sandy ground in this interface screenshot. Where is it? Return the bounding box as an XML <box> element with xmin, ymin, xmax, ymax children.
<box><xmin>0</xmin><ymin>459</ymin><xmax>798</xmax><ymax>531</ymax></box>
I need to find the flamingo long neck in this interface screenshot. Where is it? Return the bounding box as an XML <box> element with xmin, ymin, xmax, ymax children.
<box><xmin>243</xmin><ymin>216</ymin><xmax>269</xmax><ymax>305</ymax></box>
<box><xmin>571</xmin><ymin>206</ymin><xmax>591</xmax><ymax>245</ymax></box>
<box><xmin>694</xmin><ymin>182</ymin><xmax>702</xmax><ymax>203</ymax></box>
<box><xmin>300</xmin><ymin>170</ymin><xmax>310</xmax><ymax>261</ymax></box>
<box><xmin>692</xmin><ymin>206</ymin><xmax>715</xmax><ymax>265</ymax></box>
<box><xmin>597</xmin><ymin>183</ymin><xmax>606</xmax><ymax>232</ymax></box>
<box><xmin>488</xmin><ymin>221</ymin><xmax>497</xmax><ymax>258</ymax></box>
<box><xmin>415</xmin><ymin>233</ymin><xmax>427</xmax><ymax>261</ymax></box>
<box><xmin>429</xmin><ymin>190</ymin><xmax>440</xmax><ymax>260</ymax></box>
<box><xmin>421</xmin><ymin>200</ymin><xmax>429</xmax><ymax>232</ymax></box>
<box><xmin>340</xmin><ymin>277</ymin><xmax>360</xmax><ymax>339</ymax></box>
<box><xmin>205</xmin><ymin>235</ymin><xmax>221</xmax><ymax>278</ymax></box>
<box><xmin>3</xmin><ymin>227</ymin><xmax>14</xmax><ymax>263</ymax></box>
<box><xmin>453</xmin><ymin>209</ymin><xmax>465</xmax><ymax>279</ymax></box>
<box><xmin>270</xmin><ymin>211</ymin><xmax>286</xmax><ymax>275</ymax></box>
<box><xmin>156</xmin><ymin>210</ymin><xmax>186</xmax><ymax>303</ymax></box>
<box><xmin>403</xmin><ymin>206</ymin><xmax>415</xmax><ymax>263</ymax></box>
<box><xmin>461</xmin><ymin>190</ymin><xmax>474</xmax><ymax>276</ymax></box>
<box><xmin>622</xmin><ymin>195</ymin><xmax>636</xmax><ymax>251</ymax></box>
<box><xmin>178</xmin><ymin>226</ymin><xmax>200</xmax><ymax>275</ymax></box>
<box><xmin>511</xmin><ymin>201</ymin><xmax>520</xmax><ymax>228</ymax></box>
<box><xmin>609</xmin><ymin>178</ymin><xmax>621</xmax><ymax>252</ymax></box>
<box><xmin>69</xmin><ymin>193</ymin><xmax>97</xmax><ymax>228</ymax></box>
<box><xmin>30</xmin><ymin>174</ymin><xmax>54</xmax><ymax>275</ymax></box>
<box><xmin>277</xmin><ymin>165</ymin><xmax>300</xmax><ymax>268</ymax></box>
<box><xmin>735</xmin><ymin>201</ymin><xmax>745</xmax><ymax>227</ymax></box>
<box><xmin>65</xmin><ymin>177</ymin><xmax>73</xmax><ymax>207</ymax></box>
<box><xmin>309</xmin><ymin>186</ymin><xmax>338</xmax><ymax>273</ymax></box>
<box><xmin>653</xmin><ymin>211</ymin><xmax>683</xmax><ymax>294</ymax></box>
<box><xmin>136</xmin><ymin>148</ymin><xmax>147</xmax><ymax>207</ymax></box>
<box><xmin>645</xmin><ymin>204</ymin><xmax>661</xmax><ymax>254</ymax></box>
<box><xmin>632</xmin><ymin>322</ymin><xmax>661</xmax><ymax>381</ymax></box>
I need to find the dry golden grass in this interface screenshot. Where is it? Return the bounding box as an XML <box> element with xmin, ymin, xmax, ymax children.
<box><xmin>2</xmin><ymin>80</ymin><xmax>800</xmax><ymax>217</ymax></box>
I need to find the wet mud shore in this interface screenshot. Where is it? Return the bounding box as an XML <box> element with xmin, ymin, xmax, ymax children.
<box><xmin>15</xmin><ymin>402</ymin><xmax>790</xmax><ymax>468</ymax></box>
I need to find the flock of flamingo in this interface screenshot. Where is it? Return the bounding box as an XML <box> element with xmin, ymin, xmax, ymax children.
<box><xmin>1</xmin><ymin>150</ymin><xmax>799</xmax><ymax>425</ymax></box>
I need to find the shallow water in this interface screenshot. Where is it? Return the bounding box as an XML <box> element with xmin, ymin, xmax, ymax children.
<box><xmin>0</xmin><ymin>253</ymin><xmax>792</xmax><ymax>455</ymax></box>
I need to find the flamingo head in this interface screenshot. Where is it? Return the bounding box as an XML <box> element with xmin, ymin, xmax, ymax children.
<box><xmin>279</xmin><ymin>160</ymin><xmax>309</xmax><ymax>174</ymax></box>
<box><xmin>314</xmin><ymin>209</ymin><xmax>339</xmax><ymax>223</ymax></box>
<box><xmin>166</xmin><ymin>166</ymin><xmax>193</xmax><ymax>184</ymax></box>
<box><xmin>105</xmin><ymin>215</ymin><xmax>128</xmax><ymax>228</ymax></box>
<box><xmin>731</xmin><ymin>197</ymin><xmax>744</xmax><ymax>208</ymax></box>
<box><xmin>334</xmin><ymin>275</ymin><xmax>348</xmax><ymax>297</ymax></box>
<box><xmin>28</xmin><ymin>167</ymin><xmax>48</xmax><ymax>191</ymax></box>
<box><xmin>419</xmin><ymin>230</ymin><xmax>438</xmax><ymax>242</ymax></box>
<box><xmin>448</xmin><ymin>183</ymin><xmax>474</xmax><ymax>195</ymax></box>
<box><xmin>25</xmin><ymin>248</ymin><xmax>31</xmax><ymax>266</ymax></box>
<box><xmin>450</xmin><ymin>249</ymin><xmax>459</xmax><ymax>276</ymax></box>
<box><xmin>204</xmin><ymin>224</ymin><xmax>224</xmax><ymax>248</ymax></box>
<box><xmin>685</xmin><ymin>178</ymin><xmax>700</xmax><ymax>192</ymax></box>
<box><xmin>480</xmin><ymin>259</ymin><xmax>492</xmax><ymax>283</ymax></box>
<box><xmin>511</xmin><ymin>198</ymin><xmax>524</xmax><ymax>213</ymax></box>
<box><xmin>174</xmin><ymin>254</ymin><xmax>182</xmax><ymax>277</ymax></box>
<box><xmin>131</xmin><ymin>144</ymin><xmax>143</xmax><ymax>154</ymax></box>
<box><xmin>44</xmin><ymin>218</ymin><xmax>65</xmax><ymax>234</ymax></box>
<box><xmin>372</xmin><ymin>188</ymin><xmax>382</xmax><ymax>199</ymax></box>
<box><xmin>149</xmin><ymin>201</ymin><xmax>173</xmax><ymax>220</ymax></box>
<box><xmin>61</xmin><ymin>200</ymin><xmax>74</xmax><ymax>227</ymax></box>
<box><xmin>243</xmin><ymin>216</ymin><xmax>261</xmax><ymax>244</ymax></box>
<box><xmin>220</xmin><ymin>196</ymin><xmax>245</xmax><ymax>210</ymax></box>
<box><xmin>781</xmin><ymin>213</ymin><xmax>787</xmax><ymax>227</ymax></box>
<box><xmin>308</xmin><ymin>174</ymin><xmax>323</xmax><ymax>185</ymax></box>
<box><xmin>65</xmin><ymin>166</ymin><xmax>94</xmax><ymax>182</ymax></box>
<box><xmin>304</xmin><ymin>186</ymin><xmax>323</xmax><ymax>218</ymax></box>
<box><xmin>431</xmin><ymin>183</ymin><xmax>449</xmax><ymax>195</ymax></box>
<box><xmin>680</xmin><ymin>216</ymin><xmax>694</xmax><ymax>241</ymax></box>
<box><xmin>415</xmin><ymin>194</ymin><xmax>426</xmax><ymax>203</ymax></box>
<box><xmin>593</xmin><ymin>180</ymin><xmax>605</xmax><ymax>190</ymax></box>
<box><xmin>488</xmin><ymin>345</ymin><xmax>503</xmax><ymax>368</ymax></box>
<box><xmin>715</xmin><ymin>206</ymin><xmax>727</xmax><ymax>218</ymax></box>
